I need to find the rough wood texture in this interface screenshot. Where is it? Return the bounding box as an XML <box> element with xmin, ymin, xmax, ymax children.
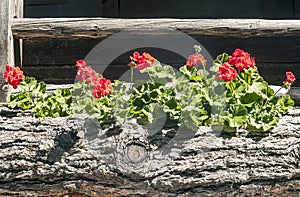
<box><xmin>0</xmin><ymin>0</ymin><xmax>23</xmax><ymax>102</ymax></box>
<box><xmin>12</xmin><ymin>18</ymin><xmax>300</xmax><ymax>39</ymax></box>
<box><xmin>0</xmin><ymin>104</ymin><xmax>299</xmax><ymax>196</ymax></box>
<box><xmin>0</xmin><ymin>0</ymin><xmax>13</xmax><ymax>102</ymax></box>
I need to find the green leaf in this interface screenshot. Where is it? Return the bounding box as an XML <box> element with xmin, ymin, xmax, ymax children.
<box><xmin>156</xmin><ymin>65</ymin><xmax>175</xmax><ymax>79</ymax></box>
<box><xmin>248</xmin><ymin>82</ymin><xmax>268</xmax><ymax>93</ymax></box>
<box><xmin>179</xmin><ymin>65</ymin><xmax>197</xmax><ymax>79</ymax></box>
<box><xmin>197</xmin><ymin>69</ymin><xmax>209</xmax><ymax>79</ymax></box>
<box><xmin>214</xmin><ymin>53</ymin><xmax>229</xmax><ymax>64</ymax></box>
<box><xmin>228</xmin><ymin>116</ymin><xmax>247</xmax><ymax>128</ymax></box>
<box><xmin>279</xmin><ymin>94</ymin><xmax>294</xmax><ymax>113</ymax></box>
<box><xmin>262</xmin><ymin>86</ymin><xmax>275</xmax><ymax>98</ymax></box>
<box><xmin>225</xmin><ymin>104</ymin><xmax>248</xmax><ymax>127</ymax></box>
<box><xmin>240</xmin><ymin>92</ymin><xmax>261</xmax><ymax>107</ymax></box>
<box><xmin>230</xmin><ymin>104</ymin><xmax>247</xmax><ymax>117</ymax></box>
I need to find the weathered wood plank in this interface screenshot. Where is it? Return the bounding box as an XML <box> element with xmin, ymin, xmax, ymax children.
<box><xmin>11</xmin><ymin>18</ymin><xmax>300</xmax><ymax>39</ymax></box>
<box><xmin>0</xmin><ymin>106</ymin><xmax>299</xmax><ymax>196</ymax></box>
<box><xmin>0</xmin><ymin>0</ymin><xmax>23</xmax><ymax>102</ymax></box>
<box><xmin>0</xmin><ymin>0</ymin><xmax>12</xmax><ymax>102</ymax></box>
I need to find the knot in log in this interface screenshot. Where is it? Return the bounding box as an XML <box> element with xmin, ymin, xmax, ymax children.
<box><xmin>126</xmin><ymin>143</ymin><xmax>148</xmax><ymax>164</ymax></box>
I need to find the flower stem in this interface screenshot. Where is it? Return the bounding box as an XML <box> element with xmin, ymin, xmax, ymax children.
<box><xmin>148</xmin><ymin>73</ymin><xmax>154</xmax><ymax>83</ymax></box>
<box><xmin>130</xmin><ymin>68</ymin><xmax>134</xmax><ymax>83</ymax></box>
<box><xmin>237</xmin><ymin>75</ymin><xmax>248</xmax><ymax>86</ymax></box>
<box><xmin>274</xmin><ymin>86</ymin><xmax>283</xmax><ymax>96</ymax></box>
<box><xmin>263</xmin><ymin>86</ymin><xmax>283</xmax><ymax>108</ymax></box>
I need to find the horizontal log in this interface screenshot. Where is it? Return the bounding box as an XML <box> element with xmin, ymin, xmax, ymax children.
<box><xmin>12</xmin><ymin>18</ymin><xmax>300</xmax><ymax>39</ymax></box>
<box><xmin>0</xmin><ymin>104</ymin><xmax>299</xmax><ymax>196</ymax></box>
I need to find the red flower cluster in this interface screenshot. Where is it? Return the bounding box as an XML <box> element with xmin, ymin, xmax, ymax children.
<box><xmin>3</xmin><ymin>65</ymin><xmax>25</xmax><ymax>89</ymax></box>
<box><xmin>129</xmin><ymin>52</ymin><xmax>155</xmax><ymax>70</ymax></box>
<box><xmin>75</xmin><ymin>60</ymin><xmax>113</xmax><ymax>98</ymax></box>
<box><xmin>186</xmin><ymin>53</ymin><xmax>207</xmax><ymax>67</ymax></box>
<box><xmin>284</xmin><ymin>71</ymin><xmax>296</xmax><ymax>84</ymax></box>
<box><xmin>228</xmin><ymin>49</ymin><xmax>256</xmax><ymax>71</ymax></box>
<box><xmin>76</xmin><ymin>59</ymin><xmax>87</xmax><ymax>71</ymax></box>
<box><xmin>92</xmin><ymin>78</ymin><xmax>113</xmax><ymax>98</ymax></box>
<box><xmin>217</xmin><ymin>63</ymin><xmax>238</xmax><ymax>82</ymax></box>
<box><xmin>76</xmin><ymin>65</ymin><xmax>98</xmax><ymax>83</ymax></box>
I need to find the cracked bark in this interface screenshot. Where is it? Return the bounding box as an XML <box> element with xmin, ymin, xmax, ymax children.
<box><xmin>0</xmin><ymin>105</ymin><xmax>299</xmax><ymax>196</ymax></box>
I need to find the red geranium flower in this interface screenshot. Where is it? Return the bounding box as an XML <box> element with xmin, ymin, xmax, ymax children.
<box><xmin>217</xmin><ymin>63</ymin><xmax>238</xmax><ymax>82</ymax></box>
<box><xmin>228</xmin><ymin>49</ymin><xmax>255</xmax><ymax>71</ymax></box>
<box><xmin>186</xmin><ymin>53</ymin><xmax>207</xmax><ymax>67</ymax></box>
<box><xmin>284</xmin><ymin>71</ymin><xmax>296</xmax><ymax>84</ymax></box>
<box><xmin>76</xmin><ymin>60</ymin><xmax>87</xmax><ymax>71</ymax></box>
<box><xmin>76</xmin><ymin>66</ymin><xmax>98</xmax><ymax>83</ymax></box>
<box><xmin>92</xmin><ymin>77</ymin><xmax>113</xmax><ymax>98</ymax></box>
<box><xmin>3</xmin><ymin>65</ymin><xmax>25</xmax><ymax>89</ymax></box>
<box><xmin>129</xmin><ymin>52</ymin><xmax>155</xmax><ymax>70</ymax></box>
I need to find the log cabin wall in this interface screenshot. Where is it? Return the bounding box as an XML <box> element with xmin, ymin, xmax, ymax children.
<box><xmin>16</xmin><ymin>0</ymin><xmax>300</xmax><ymax>86</ymax></box>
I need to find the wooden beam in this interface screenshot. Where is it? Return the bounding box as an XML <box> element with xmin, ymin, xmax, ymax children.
<box><xmin>0</xmin><ymin>107</ymin><xmax>299</xmax><ymax>196</ymax></box>
<box><xmin>0</xmin><ymin>0</ymin><xmax>11</xmax><ymax>102</ymax></box>
<box><xmin>11</xmin><ymin>18</ymin><xmax>300</xmax><ymax>39</ymax></box>
<box><xmin>0</xmin><ymin>0</ymin><xmax>23</xmax><ymax>102</ymax></box>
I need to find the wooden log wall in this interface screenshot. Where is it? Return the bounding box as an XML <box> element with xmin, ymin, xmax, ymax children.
<box><xmin>10</xmin><ymin>18</ymin><xmax>300</xmax><ymax>89</ymax></box>
<box><xmin>0</xmin><ymin>1</ymin><xmax>299</xmax><ymax>196</ymax></box>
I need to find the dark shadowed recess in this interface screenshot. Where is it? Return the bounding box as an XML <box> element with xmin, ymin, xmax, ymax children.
<box><xmin>16</xmin><ymin>35</ymin><xmax>300</xmax><ymax>87</ymax></box>
<box><xmin>24</xmin><ymin>0</ymin><xmax>300</xmax><ymax>19</ymax></box>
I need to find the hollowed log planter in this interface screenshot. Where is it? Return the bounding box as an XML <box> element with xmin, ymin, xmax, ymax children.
<box><xmin>0</xmin><ymin>105</ymin><xmax>299</xmax><ymax>196</ymax></box>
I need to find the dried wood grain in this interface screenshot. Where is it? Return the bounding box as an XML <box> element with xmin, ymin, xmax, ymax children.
<box><xmin>0</xmin><ymin>0</ymin><xmax>23</xmax><ymax>102</ymax></box>
<box><xmin>12</xmin><ymin>18</ymin><xmax>300</xmax><ymax>38</ymax></box>
<box><xmin>0</xmin><ymin>105</ymin><xmax>299</xmax><ymax>196</ymax></box>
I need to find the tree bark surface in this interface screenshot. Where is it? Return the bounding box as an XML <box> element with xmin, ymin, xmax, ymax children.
<box><xmin>12</xmin><ymin>18</ymin><xmax>300</xmax><ymax>39</ymax></box>
<box><xmin>0</xmin><ymin>105</ymin><xmax>299</xmax><ymax>196</ymax></box>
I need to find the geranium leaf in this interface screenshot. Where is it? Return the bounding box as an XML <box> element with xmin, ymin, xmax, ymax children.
<box><xmin>248</xmin><ymin>82</ymin><xmax>268</xmax><ymax>93</ymax></box>
<box><xmin>241</xmin><ymin>92</ymin><xmax>261</xmax><ymax>106</ymax></box>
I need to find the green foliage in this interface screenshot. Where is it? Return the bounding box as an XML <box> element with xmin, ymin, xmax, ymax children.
<box><xmin>7</xmin><ymin>77</ymin><xmax>46</xmax><ymax>110</ymax></box>
<box><xmin>72</xmin><ymin>81</ymin><xmax>112</xmax><ymax>122</ymax></box>
<box><xmin>129</xmin><ymin>80</ymin><xmax>180</xmax><ymax>125</ymax></box>
<box><xmin>5</xmin><ymin>47</ymin><xmax>295</xmax><ymax>134</ymax></box>
<box><xmin>126</xmin><ymin>63</ymin><xmax>226</xmax><ymax>131</ymax></box>
<box><xmin>215</xmin><ymin>53</ymin><xmax>294</xmax><ymax>132</ymax></box>
<box><xmin>8</xmin><ymin>76</ymin><xmax>73</xmax><ymax>119</ymax></box>
<box><xmin>33</xmin><ymin>89</ymin><xmax>72</xmax><ymax>119</ymax></box>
